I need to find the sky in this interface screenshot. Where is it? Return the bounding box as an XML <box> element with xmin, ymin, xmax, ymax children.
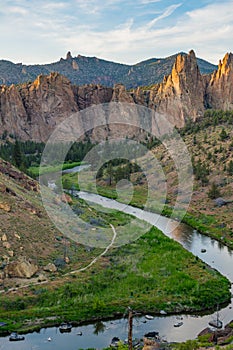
<box><xmin>0</xmin><ymin>0</ymin><xmax>232</xmax><ymax>65</ymax></box>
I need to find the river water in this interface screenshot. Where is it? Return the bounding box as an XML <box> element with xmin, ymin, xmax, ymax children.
<box><xmin>1</xmin><ymin>191</ymin><xmax>233</xmax><ymax>349</ymax></box>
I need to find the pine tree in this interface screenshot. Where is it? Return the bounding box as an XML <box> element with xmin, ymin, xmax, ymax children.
<box><xmin>219</xmin><ymin>127</ymin><xmax>228</xmax><ymax>141</ymax></box>
<box><xmin>208</xmin><ymin>182</ymin><xmax>221</xmax><ymax>199</ymax></box>
<box><xmin>13</xmin><ymin>140</ymin><xmax>23</xmax><ymax>168</ymax></box>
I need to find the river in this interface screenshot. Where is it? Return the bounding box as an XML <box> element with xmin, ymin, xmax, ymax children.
<box><xmin>1</xmin><ymin>191</ymin><xmax>233</xmax><ymax>349</ymax></box>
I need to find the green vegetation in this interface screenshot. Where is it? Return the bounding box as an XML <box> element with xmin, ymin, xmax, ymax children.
<box><xmin>0</xmin><ymin>138</ymin><xmax>44</xmax><ymax>169</ymax></box>
<box><xmin>1</xmin><ymin>109</ymin><xmax>233</xmax><ymax>345</ymax></box>
<box><xmin>179</xmin><ymin>109</ymin><xmax>233</xmax><ymax>135</ymax></box>
<box><xmin>0</xmin><ymin>138</ymin><xmax>94</xmax><ymax>177</ymax></box>
<box><xmin>208</xmin><ymin>182</ymin><xmax>221</xmax><ymax>199</ymax></box>
<box><xmin>173</xmin><ymin>339</ymin><xmax>198</xmax><ymax>350</ymax></box>
<box><xmin>173</xmin><ymin>333</ymin><xmax>233</xmax><ymax>350</ymax></box>
<box><xmin>29</xmin><ymin>161</ymin><xmax>82</xmax><ymax>177</ymax></box>
<box><xmin>0</xmin><ymin>52</ymin><xmax>216</xmax><ymax>89</ymax></box>
<box><xmin>0</xmin><ymin>227</ymin><xmax>230</xmax><ymax>334</ymax></box>
<box><xmin>58</xmin><ymin>108</ymin><xmax>233</xmax><ymax>247</ymax></box>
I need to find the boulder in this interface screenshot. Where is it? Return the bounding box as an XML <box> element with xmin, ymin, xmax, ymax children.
<box><xmin>215</xmin><ymin>197</ymin><xmax>227</xmax><ymax>207</ymax></box>
<box><xmin>0</xmin><ymin>202</ymin><xmax>11</xmax><ymax>212</ymax></box>
<box><xmin>1</xmin><ymin>233</ymin><xmax>8</xmax><ymax>241</ymax></box>
<box><xmin>43</xmin><ymin>263</ymin><xmax>57</xmax><ymax>273</ymax></box>
<box><xmin>5</xmin><ymin>258</ymin><xmax>38</xmax><ymax>278</ymax></box>
<box><xmin>2</xmin><ymin>241</ymin><xmax>11</xmax><ymax>249</ymax></box>
<box><xmin>37</xmin><ymin>273</ymin><xmax>47</xmax><ymax>282</ymax></box>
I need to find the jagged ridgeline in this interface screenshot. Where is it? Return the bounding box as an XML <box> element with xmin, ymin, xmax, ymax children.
<box><xmin>0</xmin><ymin>50</ymin><xmax>232</xmax><ymax>143</ymax></box>
<box><xmin>0</xmin><ymin>50</ymin><xmax>216</xmax><ymax>88</ymax></box>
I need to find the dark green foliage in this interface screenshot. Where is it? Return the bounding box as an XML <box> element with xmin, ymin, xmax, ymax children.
<box><xmin>1</xmin><ymin>130</ymin><xmax>8</xmax><ymax>140</ymax></box>
<box><xmin>12</xmin><ymin>140</ymin><xmax>23</xmax><ymax>167</ymax></box>
<box><xmin>141</xmin><ymin>135</ymin><xmax>161</xmax><ymax>149</ymax></box>
<box><xmin>174</xmin><ymin>339</ymin><xmax>199</xmax><ymax>350</ymax></box>
<box><xmin>219</xmin><ymin>127</ymin><xmax>228</xmax><ymax>141</ymax></box>
<box><xmin>227</xmin><ymin>160</ymin><xmax>233</xmax><ymax>175</ymax></box>
<box><xmin>193</xmin><ymin>159</ymin><xmax>209</xmax><ymax>185</ymax></box>
<box><xmin>2</xmin><ymin>298</ymin><xmax>27</xmax><ymax>311</ymax></box>
<box><xmin>97</xmin><ymin>159</ymin><xmax>145</xmax><ymax>186</ymax></box>
<box><xmin>180</xmin><ymin>110</ymin><xmax>233</xmax><ymax>136</ymax></box>
<box><xmin>0</xmin><ymin>139</ymin><xmax>95</xmax><ymax>175</ymax></box>
<box><xmin>54</xmin><ymin>258</ymin><xmax>66</xmax><ymax>269</ymax></box>
<box><xmin>193</xmin><ymin>135</ymin><xmax>197</xmax><ymax>145</ymax></box>
<box><xmin>0</xmin><ymin>139</ymin><xmax>44</xmax><ymax>169</ymax></box>
<box><xmin>0</xmin><ymin>53</ymin><xmax>216</xmax><ymax>89</ymax></box>
<box><xmin>207</xmin><ymin>182</ymin><xmax>221</xmax><ymax>199</ymax></box>
<box><xmin>64</xmin><ymin>139</ymin><xmax>94</xmax><ymax>163</ymax></box>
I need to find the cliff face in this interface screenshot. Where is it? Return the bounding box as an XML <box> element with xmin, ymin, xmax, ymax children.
<box><xmin>0</xmin><ymin>51</ymin><xmax>232</xmax><ymax>141</ymax></box>
<box><xmin>0</xmin><ymin>73</ymin><xmax>79</xmax><ymax>141</ymax></box>
<box><xmin>133</xmin><ymin>50</ymin><xmax>205</xmax><ymax>127</ymax></box>
<box><xmin>206</xmin><ymin>52</ymin><xmax>233</xmax><ymax>110</ymax></box>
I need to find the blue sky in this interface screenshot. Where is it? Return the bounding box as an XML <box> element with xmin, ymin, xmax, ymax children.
<box><xmin>0</xmin><ymin>0</ymin><xmax>232</xmax><ymax>65</ymax></box>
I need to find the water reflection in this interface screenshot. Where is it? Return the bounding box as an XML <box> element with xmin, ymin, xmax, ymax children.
<box><xmin>93</xmin><ymin>321</ymin><xmax>106</xmax><ymax>335</ymax></box>
<box><xmin>1</xmin><ymin>191</ymin><xmax>233</xmax><ymax>349</ymax></box>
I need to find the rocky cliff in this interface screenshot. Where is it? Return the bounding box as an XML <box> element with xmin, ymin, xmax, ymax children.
<box><xmin>206</xmin><ymin>52</ymin><xmax>233</xmax><ymax>110</ymax></box>
<box><xmin>133</xmin><ymin>50</ymin><xmax>206</xmax><ymax>127</ymax></box>
<box><xmin>0</xmin><ymin>50</ymin><xmax>232</xmax><ymax>141</ymax></box>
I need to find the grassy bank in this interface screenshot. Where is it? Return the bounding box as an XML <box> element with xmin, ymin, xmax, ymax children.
<box><xmin>79</xmin><ymin>180</ymin><xmax>233</xmax><ymax>249</ymax></box>
<box><xmin>0</xmin><ymin>226</ymin><xmax>231</xmax><ymax>335</ymax></box>
<box><xmin>28</xmin><ymin>161</ymin><xmax>83</xmax><ymax>177</ymax></box>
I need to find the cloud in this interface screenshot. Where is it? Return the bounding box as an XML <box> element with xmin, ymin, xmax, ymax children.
<box><xmin>145</xmin><ymin>3</ymin><xmax>182</xmax><ymax>29</ymax></box>
<box><xmin>8</xmin><ymin>6</ymin><xmax>28</xmax><ymax>15</ymax></box>
<box><xmin>0</xmin><ymin>0</ymin><xmax>233</xmax><ymax>65</ymax></box>
<box><xmin>74</xmin><ymin>0</ymin><xmax>126</xmax><ymax>15</ymax></box>
<box><xmin>42</xmin><ymin>2</ymin><xmax>69</xmax><ymax>11</ymax></box>
<box><xmin>59</xmin><ymin>1</ymin><xmax>233</xmax><ymax>65</ymax></box>
<box><xmin>139</xmin><ymin>0</ymin><xmax>161</xmax><ymax>3</ymax></box>
<box><xmin>0</xmin><ymin>4</ymin><xmax>28</xmax><ymax>16</ymax></box>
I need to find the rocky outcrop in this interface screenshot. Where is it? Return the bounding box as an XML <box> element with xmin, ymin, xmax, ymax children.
<box><xmin>0</xmin><ymin>159</ymin><xmax>39</xmax><ymax>192</ymax></box>
<box><xmin>133</xmin><ymin>50</ymin><xmax>205</xmax><ymax>127</ymax></box>
<box><xmin>206</xmin><ymin>52</ymin><xmax>233</xmax><ymax>110</ymax></box>
<box><xmin>0</xmin><ymin>73</ymin><xmax>79</xmax><ymax>141</ymax></box>
<box><xmin>155</xmin><ymin>50</ymin><xmax>205</xmax><ymax>126</ymax></box>
<box><xmin>0</xmin><ymin>84</ymin><xmax>29</xmax><ymax>137</ymax></box>
<box><xmin>72</xmin><ymin>84</ymin><xmax>113</xmax><ymax>110</ymax></box>
<box><xmin>198</xmin><ymin>321</ymin><xmax>233</xmax><ymax>346</ymax></box>
<box><xmin>4</xmin><ymin>257</ymin><xmax>38</xmax><ymax>278</ymax></box>
<box><xmin>18</xmin><ymin>72</ymin><xmax>79</xmax><ymax>141</ymax></box>
<box><xmin>0</xmin><ymin>51</ymin><xmax>232</xmax><ymax>141</ymax></box>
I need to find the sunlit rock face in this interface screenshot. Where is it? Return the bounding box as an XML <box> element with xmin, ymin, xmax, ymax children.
<box><xmin>0</xmin><ymin>51</ymin><xmax>232</xmax><ymax>141</ymax></box>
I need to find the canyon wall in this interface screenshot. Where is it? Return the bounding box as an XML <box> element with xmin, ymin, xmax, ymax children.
<box><xmin>0</xmin><ymin>50</ymin><xmax>232</xmax><ymax>141</ymax></box>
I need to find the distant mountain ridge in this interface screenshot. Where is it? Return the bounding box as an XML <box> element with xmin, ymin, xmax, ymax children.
<box><xmin>0</xmin><ymin>51</ymin><xmax>217</xmax><ymax>89</ymax></box>
<box><xmin>0</xmin><ymin>50</ymin><xmax>232</xmax><ymax>142</ymax></box>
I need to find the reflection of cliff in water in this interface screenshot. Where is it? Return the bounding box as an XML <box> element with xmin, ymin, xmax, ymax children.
<box><xmin>169</xmin><ymin>223</ymin><xmax>194</xmax><ymax>250</ymax></box>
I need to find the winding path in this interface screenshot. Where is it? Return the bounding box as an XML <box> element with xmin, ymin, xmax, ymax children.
<box><xmin>0</xmin><ymin>224</ymin><xmax>117</xmax><ymax>294</ymax></box>
<box><xmin>65</xmin><ymin>224</ymin><xmax>117</xmax><ymax>275</ymax></box>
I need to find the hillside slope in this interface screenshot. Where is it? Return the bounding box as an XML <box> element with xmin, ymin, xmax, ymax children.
<box><xmin>0</xmin><ymin>159</ymin><xmax>98</xmax><ymax>288</ymax></box>
<box><xmin>0</xmin><ymin>51</ymin><xmax>216</xmax><ymax>88</ymax></box>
